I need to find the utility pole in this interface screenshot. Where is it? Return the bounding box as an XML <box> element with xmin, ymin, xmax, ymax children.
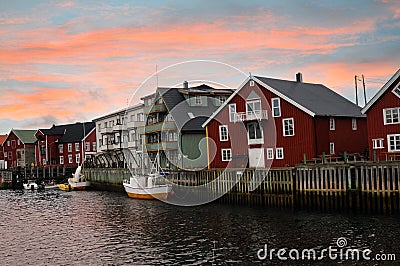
<box><xmin>354</xmin><ymin>75</ymin><xmax>359</xmax><ymax>106</ymax></box>
<box><xmin>362</xmin><ymin>74</ymin><xmax>367</xmax><ymax>106</ymax></box>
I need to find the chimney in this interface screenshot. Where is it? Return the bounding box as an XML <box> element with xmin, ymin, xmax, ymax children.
<box><xmin>296</xmin><ymin>72</ymin><xmax>303</xmax><ymax>82</ymax></box>
<box><xmin>183</xmin><ymin>81</ymin><xmax>189</xmax><ymax>88</ymax></box>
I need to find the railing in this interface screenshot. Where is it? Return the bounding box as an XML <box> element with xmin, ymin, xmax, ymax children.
<box><xmin>234</xmin><ymin>110</ymin><xmax>268</xmax><ymax>122</ymax></box>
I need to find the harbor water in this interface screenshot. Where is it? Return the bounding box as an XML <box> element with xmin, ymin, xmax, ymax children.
<box><xmin>0</xmin><ymin>189</ymin><xmax>398</xmax><ymax>265</ymax></box>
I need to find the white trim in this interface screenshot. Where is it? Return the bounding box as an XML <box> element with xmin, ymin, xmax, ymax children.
<box><xmin>247</xmin><ymin>122</ymin><xmax>264</xmax><ymax>145</ymax></box>
<box><xmin>276</xmin><ymin>147</ymin><xmax>284</xmax><ymax>159</ymax></box>
<box><xmin>221</xmin><ymin>148</ymin><xmax>232</xmax><ymax>161</ymax></box>
<box><xmin>219</xmin><ymin>125</ymin><xmax>228</xmax><ymax>141</ymax></box>
<box><xmin>271</xmin><ymin>97</ymin><xmax>281</xmax><ymax>117</ymax></box>
<box><xmin>330</xmin><ymin>142</ymin><xmax>335</xmax><ymax>155</ymax></box>
<box><xmin>392</xmin><ymin>85</ymin><xmax>400</xmax><ymax>99</ymax></box>
<box><xmin>362</xmin><ymin>68</ymin><xmax>400</xmax><ymax>113</ymax></box>
<box><xmin>228</xmin><ymin>103</ymin><xmax>237</xmax><ymax>122</ymax></box>
<box><xmin>352</xmin><ymin>118</ymin><xmax>357</xmax><ymax>130</ymax></box>
<box><xmin>372</xmin><ymin>138</ymin><xmax>384</xmax><ymax>149</ymax></box>
<box><xmin>330</xmin><ymin>117</ymin><xmax>335</xmax><ymax>130</ymax></box>
<box><xmin>266</xmin><ymin>148</ymin><xmax>274</xmax><ymax>160</ymax></box>
<box><xmin>387</xmin><ymin>134</ymin><xmax>400</xmax><ymax>152</ymax></box>
<box><xmin>282</xmin><ymin>118</ymin><xmax>294</xmax><ymax>136</ymax></box>
<box><xmin>383</xmin><ymin>107</ymin><xmax>400</xmax><ymax>125</ymax></box>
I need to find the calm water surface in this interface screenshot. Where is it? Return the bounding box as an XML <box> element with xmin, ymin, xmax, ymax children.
<box><xmin>0</xmin><ymin>189</ymin><xmax>399</xmax><ymax>265</ymax></box>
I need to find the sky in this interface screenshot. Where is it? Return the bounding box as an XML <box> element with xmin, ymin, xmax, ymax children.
<box><xmin>1</xmin><ymin>0</ymin><xmax>399</xmax><ymax>134</ymax></box>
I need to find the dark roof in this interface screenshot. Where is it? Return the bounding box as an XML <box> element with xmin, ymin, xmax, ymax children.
<box><xmin>158</xmin><ymin>84</ymin><xmax>234</xmax><ymax>132</ymax></box>
<box><xmin>39</xmin><ymin>122</ymin><xmax>95</xmax><ymax>143</ymax></box>
<box><xmin>255</xmin><ymin>76</ymin><xmax>365</xmax><ymax>117</ymax></box>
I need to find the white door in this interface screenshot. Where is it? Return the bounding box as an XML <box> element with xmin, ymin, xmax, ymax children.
<box><xmin>248</xmin><ymin>148</ymin><xmax>265</xmax><ymax>168</ymax></box>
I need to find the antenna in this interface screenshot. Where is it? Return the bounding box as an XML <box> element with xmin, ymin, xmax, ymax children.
<box><xmin>362</xmin><ymin>74</ymin><xmax>367</xmax><ymax>106</ymax></box>
<box><xmin>354</xmin><ymin>75</ymin><xmax>359</xmax><ymax>106</ymax></box>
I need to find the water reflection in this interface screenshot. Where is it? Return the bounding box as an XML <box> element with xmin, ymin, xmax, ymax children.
<box><xmin>0</xmin><ymin>190</ymin><xmax>398</xmax><ymax>265</ymax></box>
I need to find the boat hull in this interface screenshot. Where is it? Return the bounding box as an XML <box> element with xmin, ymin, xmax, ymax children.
<box><xmin>23</xmin><ymin>183</ymin><xmax>38</xmax><ymax>190</ymax></box>
<box><xmin>58</xmin><ymin>184</ymin><xmax>72</xmax><ymax>191</ymax></box>
<box><xmin>123</xmin><ymin>184</ymin><xmax>172</xmax><ymax>200</ymax></box>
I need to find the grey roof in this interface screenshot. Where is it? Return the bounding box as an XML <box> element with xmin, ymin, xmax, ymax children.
<box><xmin>255</xmin><ymin>76</ymin><xmax>365</xmax><ymax>117</ymax></box>
<box><xmin>158</xmin><ymin>84</ymin><xmax>234</xmax><ymax>132</ymax></box>
<box><xmin>39</xmin><ymin>122</ymin><xmax>95</xmax><ymax>143</ymax></box>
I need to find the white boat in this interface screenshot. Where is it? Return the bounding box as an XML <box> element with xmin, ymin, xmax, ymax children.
<box><xmin>59</xmin><ymin>165</ymin><xmax>90</xmax><ymax>191</ymax></box>
<box><xmin>123</xmin><ymin>173</ymin><xmax>172</xmax><ymax>200</ymax></box>
<box><xmin>23</xmin><ymin>180</ymin><xmax>38</xmax><ymax>190</ymax></box>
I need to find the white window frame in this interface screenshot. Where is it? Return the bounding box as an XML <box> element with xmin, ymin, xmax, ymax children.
<box><xmin>282</xmin><ymin>118</ymin><xmax>294</xmax><ymax>136</ymax></box>
<box><xmin>75</xmin><ymin>143</ymin><xmax>80</xmax><ymax>152</ymax></box>
<box><xmin>92</xmin><ymin>142</ymin><xmax>97</xmax><ymax>151</ymax></box>
<box><xmin>372</xmin><ymin>138</ymin><xmax>384</xmax><ymax>149</ymax></box>
<box><xmin>247</xmin><ymin>122</ymin><xmax>263</xmax><ymax>145</ymax></box>
<box><xmin>246</xmin><ymin>99</ymin><xmax>261</xmax><ymax>114</ymax></box>
<box><xmin>68</xmin><ymin>143</ymin><xmax>72</xmax><ymax>152</ymax></box>
<box><xmin>17</xmin><ymin>140</ymin><xmax>20</xmax><ymax>145</ymax></box>
<box><xmin>68</xmin><ymin>154</ymin><xmax>73</xmax><ymax>163</ymax></box>
<box><xmin>194</xmin><ymin>95</ymin><xmax>202</xmax><ymax>105</ymax></box>
<box><xmin>216</xmin><ymin>95</ymin><xmax>226</xmax><ymax>105</ymax></box>
<box><xmin>4</xmin><ymin>152</ymin><xmax>7</xmax><ymax>158</ymax></box>
<box><xmin>221</xmin><ymin>148</ymin><xmax>232</xmax><ymax>162</ymax></box>
<box><xmin>85</xmin><ymin>142</ymin><xmax>90</xmax><ymax>151</ymax></box>
<box><xmin>219</xmin><ymin>125</ymin><xmax>229</xmax><ymax>141</ymax></box>
<box><xmin>387</xmin><ymin>134</ymin><xmax>400</xmax><ymax>152</ymax></box>
<box><xmin>229</xmin><ymin>104</ymin><xmax>236</xmax><ymax>122</ymax></box>
<box><xmin>330</xmin><ymin>117</ymin><xmax>335</xmax><ymax>130</ymax></box>
<box><xmin>250</xmin><ymin>80</ymin><xmax>255</xmax><ymax>86</ymax></box>
<box><xmin>266</xmin><ymin>148</ymin><xmax>274</xmax><ymax>160</ymax></box>
<box><xmin>7</xmin><ymin>141</ymin><xmax>10</xmax><ymax>147</ymax></box>
<box><xmin>276</xmin><ymin>147</ymin><xmax>284</xmax><ymax>159</ymax></box>
<box><xmin>383</xmin><ymin>108</ymin><xmax>400</xmax><ymax>125</ymax></box>
<box><xmin>393</xmin><ymin>84</ymin><xmax>400</xmax><ymax>99</ymax></box>
<box><xmin>76</xmin><ymin>153</ymin><xmax>80</xmax><ymax>163</ymax></box>
<box><xmin>59</xmin><ymin>156</ymin><xmax>64</xmax><ymax>165</ymax></box>
<box><xmin>330</xmin><ymin>142</ymin><xmax>335</xmax><ymax>155</ymax></box>
<box><xmin>59</xmin><ymin>144</ymin><xmax>63</xmax><ymax>153</ymax></box>
<box><xmin>271</xmin><ymin>98</ymin><xmax>281</xmax><ymax>117</ymax></box>
<box><xmin>352</xmin><ymin>118</ymin><xmax>357</xmax><ymax>130</ymax></box>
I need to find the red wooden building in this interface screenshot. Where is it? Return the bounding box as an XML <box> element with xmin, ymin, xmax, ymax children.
<box><xmin>35</xmin><ymin>122</ymin><xmax>96</xmax><ymax>168</ymax></box>
<box><xmin>0</xmin><ymin>134</ymin><xmax>8</xmax><ymax>168</ymax></box>
<box><xmin>3</xmin><ymin>130</ymin><xmax>37</xmax><ymax>168</ymax></box>
<box><xmin>202</xmin><ymin>74</ymin><xmax>368</xmax><ymax>169</ymax></box>
<box><xmin>361</xmin><ymin>68</ymin><xmax>400</xmax><ymax>161</ymax></box>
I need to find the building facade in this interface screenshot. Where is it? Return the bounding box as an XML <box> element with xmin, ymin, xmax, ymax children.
<box><xmin>0</xmin><ymin>134</ymin><xmax>8</xmax><ymax>169</ymax></box>
<box><xmin>203</xmin><ymin>74</ymin><xmax>368</xmax><ymax>169</ymax></box>
<box><xmin>35</xmin><ymin>122</ymin><xmax>96</xmax><ymax>168</ymax></box>
<box><xmin>361</xmin><ymin>68</ymin><xmax>400</xmax><ymax>161</ymax></box>
<box><xmin>3</xmin><ymin>130</ymin><xmax>36</xmax><ymax>168</ymax></box>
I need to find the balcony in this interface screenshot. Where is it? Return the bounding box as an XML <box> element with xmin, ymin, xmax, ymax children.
<box><xmin>127</xmin><ymin>121</ymin><xmax>144</xmax><ymax>129</ymax></box>
<box><xmin>234</xmin><ymin>110</ymin><xmax>268</xmax><ymax>122</ymax></box>
<box><xmin>145</xmin><ymin>141</ymin><xmax>178</xmax><ymax>152</ymax></box>
<box><xmin>144</xmin><ymin>121</ymin><xmax>176</xmax><ymax>133</ymax></box>
<box><xmin>144</xmin><ymin>104</ymin><xmax>167</xmax><ymax>114</ymax></box>
<box><xmin>103</xmin><ymin>127</ymin><xmax>113</xmax><ymax>133</ymax></box>
<box><xmin>112</xmin><ymin>124</ymin><xmax>127</xmax><ymax>132</ymax></box>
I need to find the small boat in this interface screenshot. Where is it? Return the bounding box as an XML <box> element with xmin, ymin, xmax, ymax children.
<box><xmin>23</xmin><ymin>180</ymin><xmax>38</xmax><ymax>190</ymax></box>
<box><xmin>58</xmin><ymin>165</ymin><xmax>90</xmax><ymax>191</ymax></box>
<box><xmin>123</xmin><ymin>173</ymin><xmax>172</xmax><ymax>200</ymax></box>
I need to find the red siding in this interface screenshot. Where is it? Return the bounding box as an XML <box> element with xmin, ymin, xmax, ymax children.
<box><xmin>365</xmin><ymin>75</ymin><xmax>400</xmax><ymax>160</ymax></box>
<box><xmin>3</xmin><ymin>132</ymin><xmax>35</xmax><ymax>167</ymax></box>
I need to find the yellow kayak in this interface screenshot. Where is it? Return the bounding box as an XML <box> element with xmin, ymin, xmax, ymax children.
<box><xmin>58</xmin><ymin>183</ymin><xmax>72</xmax><ymax>191</ymax></box>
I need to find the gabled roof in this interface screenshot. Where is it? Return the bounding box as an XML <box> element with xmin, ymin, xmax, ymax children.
<box><xmin>361</xmin><ymin>68</ymin><xmax>400</xmax><ymax>113</ymax></box>
<box><xmin>39</xmin><ymin>122</ymin><xmax>95</xmax><ymax>143</ymax></box>
<box><xmin>0</xmin><ymin>134</ymin><xmax>8</xmax><ymax>145</ymax></box>
<box><xmin>11</xmin><ymin>129</ymin><xmax>37</xmax><ymax>144</ymax></box>
<box><xmin>202</xmin><ymin>75</ymin><xmax>364</xmax><ymax>127</ymax></box>
<box><xmin>157</xmin><ymin>84</ymin><xmax>234</xmax><ymax>132</ymax></box>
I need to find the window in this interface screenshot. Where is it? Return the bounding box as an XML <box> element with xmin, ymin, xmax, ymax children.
<box><xmin>59</xmin><ymin>156</ymin><xmax>64</xmax><ymax>164</ymax></box>
<box><xmin>229</xmin><ymin>104</ymin><xmax>236</xmax><ymax>122</ymax></box>
<box><xmin>76</xmin><ymin>154</ymin><xmax>80</xmax><ymax>163</ymax></box>
<box><xmin>383</xmin><ymin>108</ymin><xmax>400</xmax><ymax>125</ymax></box>
<box><xmin>75</xmin><ymin>143</ymin><xmax>80</xmax><ymax>152</ymax></box>
<box><xmin>246</xmin><ymin>99</ymin><xmax>261</xmax><ymax>116</ymax></box>
<box><xmin>352</xmin><ymin>118</ymin><xmax>357</xmax><ymax>130</ymax></box>
<box><xmin>98</xmin><ymin>124</ymin><xmax>101</xmax><ymax>131</ymax></box>
<box><xmin>105</xmin><ymin>122</ymin><xmax>108</xmax><ymax>128</ymax></box>
<box><xmin>330</xmin><ymin>118</ymin><xmax>335</xmax><ymax>130</ymax></box>
<box><xmin>276</xmin><ymin>148</ymin><xmax>284</xmax><ymax>159</ymax></box>
<box><xmin>137</xmin><ymin>113</ymin><xmax>144</xmax><ymax>122</ymax></box>
<box><xmin>330</xmin><ymin>142</ymin><xmax>335</xmax><ymax>155</ymax></box>
<box><xmin>42</xmin><ymin>159</ymin><xmax>46</xmax><ymax>165</ymax></box>
<box><xmin>8</xmin><ymin>152</ymin><xmax>12</xmax><ymax>159</ymax></box>
<box><xmin>7</xmin><ymin>141</ymin><xmax>10</xmax><ymax>147</ymax></box>
<box><xmin>271</xmin><ymin>98</ymin><xmax>281</xmax><ymax>117</ymax></box>
<box><xmin>194</xmin><ymin>95</ymin><xmax>202</xmax><ymax>105</ymax></box>
<box><xmin>393</xmin><ymin>84</ymin><xmax>400</xmax><ymax>98</ymax></box>
<box><xmin>68</xmin><ymin>154</ymin><xmax>73</xmax><ymax>163</ymax></box>
<box><xmin>372</xmin><ymin>138</ymin><xmax>384</xmax><ymax>149</ymax></box>
<box><xmin>17</xmin><ymin>140</ymin><xmax>20</xmax><ymax>145</ymax></box>
<box><xmin>250</xmin><ymin>80</ymin><xmax>255</xmax><ymax>86</ymax></box>
<box><xmin>188</xmin><ymin>112</ymin><xmax>195</xmax><ymax>119</ymax></box>
<box><xmin>68</xmin><ymin>144</ymin><xmax>72</xmax><ymax>152</ymax></box>
<box><xmin>59</xmin><ymin>144</ymin><xmax>63</xmax><ymax>153</ymax></box>
<box><xmin>388</xmin><ymin>134</ymin><xmax>400</xmax><ymax>152</ymax></box>
<box><xmin>11</xmin><ymin>140</ymin><xmax>15</xmax><ymax>148</ymax></box>
<box><xmin>4</xmin><ymin>152</ymin><xmax>7</xmax><ymax>158</ymax></box>
<box><xmin>219</xmin><ymin>125</ymin><xmax>228</xmax><ymax>141</ymax></box>
<box><xmin>283</xmin><ymin>118</ymin><xmax>294</xmax><ymax>136</ymax></box>
<box><xmin>216</xmin><ymin>96</ymin><xmax>226</xmax><ymax>106</ymax></box>
<box><xmin>266</xmin><ymin>148</ymin><xmax>274</xmax><ymax>159</ymax></box>
<box><xmin>85</xmin><ymin>142</ymin><xmax>90</xmax><ymax>151</ymax></box>
<box><xmin>93</xmin><ymin>142</ymin><xmax>97</xmax><ymax>151</ymax></box>
<box><xmin>247</xmin><ymin>122</ymin><xmax>263</xmax><ymax>144</ymax></box>
<box><xmin>221</xmin><ymin>149</ymin><xmax>232</xmax><ymax>161</ymax></box>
